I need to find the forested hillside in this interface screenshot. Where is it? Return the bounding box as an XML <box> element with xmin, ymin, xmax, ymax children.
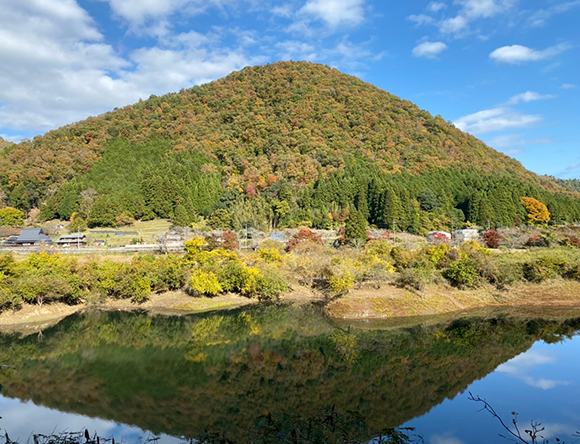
<box><xmin>546</xmin><ymin>176</ymin><xmax>580</xmax><ymax>194</ymax></box>
<box><xmin>1</xmin><ymin>61</ymin><xmax>579</xmax><ymax>231</ymax></box>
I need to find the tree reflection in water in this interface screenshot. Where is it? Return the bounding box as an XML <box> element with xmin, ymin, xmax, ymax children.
<box><xmin>1</xmin><ymin>305</ymin><xmax>580</xmax><ymax>442</ymax></box>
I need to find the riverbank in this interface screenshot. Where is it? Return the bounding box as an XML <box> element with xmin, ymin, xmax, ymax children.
<box><xmin>325</xmin><ymin>278</ymin><xmax>580</xmax><ymax>320</ymax></box>
<box><xmin>0</xmin><ymin>291</ymin><xmax>259</xmax><ymax>335</ymax></box>
<box><xmin>2</xmin><ymin>279</ymin><xmax>580</xmax><ymax>335</ymax></box>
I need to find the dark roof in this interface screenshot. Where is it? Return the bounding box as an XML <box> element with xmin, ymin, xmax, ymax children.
<box><xmin>57</xmin><ymin>234</ymin><xmax>86</xmax><ymax>240</ymax></box>
<box><xmin>15</xmin><ymin>228</ymin><xmax>53</xmax><ymax>245</ymax></box>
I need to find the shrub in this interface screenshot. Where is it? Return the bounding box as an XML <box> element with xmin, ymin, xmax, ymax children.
<box><xmin>523</xmin><ymin>255</ymin><xmax>568</xmax><ymax>283</ymax></box>
<box><xmin>258</xmin><ymin>239</ymin><xmax>286</xmax><ymax>254</ymax></box>
<box><xmin>390</xmin><ymin>247</ymin><xmax>419</xmax><ymax>270</ymax></box>
<box><xmin>150</xmin><ymin>256</ymin><xmax>188</xmax><ymax>292</ymax></box>
<box><xmin>115</xmin><ymin>214</ymin><xmax>135</xmax><ymax>226</ymax></box>
<box><xmin>95</xmin><ymin>261</ymin><xmax>151</xmax><ymax>302</ymax></box>
<box><xmin>0</xmin><ymin>254</ymin><xmax>16</xmax><ymax>276</ymax></box>
<box><xmin>0</xmin><ymin>207</ymin><xmax>24</xmax><ymax>227</ymax></box>
<box><xmin>396</xmin><ymin>267</ymin><xmax>435</xmax><ymax>294</ymax></box>
<box><xmin>433</xmin><ymin>248</ymin><xmax>460</xmax><ymax>269</ymax></box>
<box><xmin>222</xmin><ymin>230</ymin><xmax>239</xmax><ymax>251</ymax></box>
<box><xmin>560</xmin><ymin>236</ymin><xmax>580</xmax><ymax>248</ymax></box>
<box><xmin>258</xmin><ymin>248</ymin><xmax>284</xmax><ymax>264</ymax></box>
<box><xmin>218</xmin><ymin>260</ymin><xmax>259</xmax><ymax>294</ymax></box>
<box><xmin>525</xmin><ymin>236</ymin><xmax>548</xmax><ymax>248</ymax></box>
<box><xmin>0</xmin><ymin>286</ymin><xmax>21</xmax><ymax>311</ymax></box>
<box><xmin>431</xmin><ymin>232</ymin><xmax>450</xmax><ymax>245</ymax></box>
<box><xmin>483</xmin><ymin>230</ymin><xmax>502</xmax><ymax>248</ymax></box>
<box><xmin>424</xmin><ymin>244</ymin><xmax>450</xmax><ymax>266</ymax></box>
<box><xmin>328</xmin><ymin>271</ymin><xmax>355</xmax><ymax>295</ymax></box>
<box><xmin>251</xmin><ymin>268</ymin><xmax>289</xmax><ymax>300</ymax></box>
<box><xmin>364</xmin><ymin>239</ymin><xmax>393</xmax><ymax>258</ymax></box>
<box><xmin>286</xmin><ymin>229</ymin><xmax>323</xmax><ymax>252</ymax></box>
<box><xmin>443</xmin><ymin>257</ymin><xmax>479</xmax><ymax>288</ymax></box>
<box><xmin>15</xmin><ymin>273</ymin><xmax>75</xmax><ymax>306</ymax></box>
<box><xmin>189</xmin><ymin>269</ymin><xmax>223</xmax><ymax>296</ymax></box>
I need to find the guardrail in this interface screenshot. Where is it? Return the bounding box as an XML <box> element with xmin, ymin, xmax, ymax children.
<box><xmin>0</xmin><ymin>244</ymin><xmax>186</xmax><ymax>254</ymax></box>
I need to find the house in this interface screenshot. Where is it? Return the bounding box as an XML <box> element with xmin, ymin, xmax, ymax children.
<box><xmin>455</xmin><ymin>229</ymin><xmax>479</xmax><ymax>243</ymax></box>
<box><xmin>163</xmin><ymin>232</ymin><xmax>183</xmax><ymax>246</ymax></box>
<box><xmin>56</xmin><ymin>233</ymin><xmax>87</xmax><ymax>247</ymax></box>
<box><xmin>269</xmin><ymin>232</ymin><xmax>285</xmax><ymax>242</ymax></box>
<box><xmin>14</xmin><ymin>228</ymin><xmax>54</xmax><ymax>246</ymax></box>
<box><xmin>93</xmin><ymin>239</ymin><xmax>106</xmax><ymax>247</ymax></box>
<box><xmin>3</xmin><ymin>236</ymin><xmax>18</xmax><ymax>246</ymax></box>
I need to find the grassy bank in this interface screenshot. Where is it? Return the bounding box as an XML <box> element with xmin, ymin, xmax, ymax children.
<box><xmin>2</xmin><ymin>236</ymin><xmax>580</xmax><ymax>324</ymax></box>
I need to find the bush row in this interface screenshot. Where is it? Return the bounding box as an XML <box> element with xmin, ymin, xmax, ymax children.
<box><xmin>3</xmin><ymin>238</ymin><xmax>580</xmax><ymax>312</ymax></box>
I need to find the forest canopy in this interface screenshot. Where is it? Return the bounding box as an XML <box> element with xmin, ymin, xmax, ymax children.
<box><xmin>1</xmin><ymin>61</ymin><xmax>579</xmax><ymax>231</ymax></box>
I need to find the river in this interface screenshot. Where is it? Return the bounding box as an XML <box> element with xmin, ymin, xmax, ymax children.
<box><xmin>0</xmin><ymin>304</ymin><xmax>579</xmax><ymax>443</ymax></box>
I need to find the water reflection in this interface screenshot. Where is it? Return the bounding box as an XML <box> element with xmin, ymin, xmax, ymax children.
<box><xmin>0</xmin><ymin>304</ymin><xmax>579</xmax><ymax>443</ymax></box>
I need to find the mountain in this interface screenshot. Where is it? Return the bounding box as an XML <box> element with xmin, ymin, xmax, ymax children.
<box><xmin>1</xmin><ymin>61</ymin><xmax>579</xmax><ymax>230</ymax></box>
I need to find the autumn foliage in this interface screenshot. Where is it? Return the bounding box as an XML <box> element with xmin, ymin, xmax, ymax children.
<box><xmin>286</xmin><ymin>229</ymin><xmax>323</xmax><ymax>252</ymax></box>
<box><xmin>483</xmin><ymin>229</ymin><xmax>502</xmax><ymax>248</ymax></box>
<box><xmin>521</xmin><ymin>197</ymin><xmax>550</xmax><ymax>226</ymax></box>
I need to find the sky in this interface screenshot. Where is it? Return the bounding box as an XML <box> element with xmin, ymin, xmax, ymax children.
<box><xmin>0</xmin><ymin>0</ymin><xmax>578</xmax><ymax>178</ymax></box>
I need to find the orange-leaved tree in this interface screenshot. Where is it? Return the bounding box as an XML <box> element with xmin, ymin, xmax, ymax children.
<box><xmin>521</xmin><ymin>197</ymin><xmax>550</xmax><ymax>225</ymax></box>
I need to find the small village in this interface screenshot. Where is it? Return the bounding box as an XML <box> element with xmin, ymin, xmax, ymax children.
<box><xmin>0</xmin><ymin>220</ymin><xmax>483</xmax><ymax>254</ymax></box>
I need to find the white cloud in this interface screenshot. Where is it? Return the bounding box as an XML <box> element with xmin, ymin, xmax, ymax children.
<box><xmin>439</xmin><ymin>15</ymin><xmax>469</xmax><ymax>34</ymax></box>
<box><xmin>408</xmin><ymin>14</ymin><xmax>435</xmax><ymax>26</ymax></box>
<box><xmin>520</xmin><ymin>376</ymin><xmax>569</xmax><ymax>390</ymax></box>
<box><xmin>300</xmin><ymin>0</ymin><xmax>365</xmax><ymax>28</ymax></box>
<box><xmin>487</xmin><ymin>134</ymin><xmax>554</xmax><ymax>149</ymax></box>
<box><xmin>271</xmin><ymin>4</ymin><xmax>294</xmax><ymax>18</ymax></box>
<box><xmin>506</xmin><ymin>91</ymin><xmax>555</xmax><ymax>105</ymax></box>
<box><xmin>490</xmin><ymin>43</ymin><xmax>571</xmax><ymax>64</ymax></box>
<box><xmin>125</xmin><ymin>45</ymin><xmax>256</xmax><ymax>94</ymax></box>
<box><xmin>412</xmin><ymin>41</ymin><xmax>448</xmax><ymax>58</ymax></box>
<box><xmin>539</xmin><ymin>423</ymin><xmax>579</xmax><ymax>440</ymax></box>
<box><xmin>0</xmin><ymin>0</ymin><xmax>258</xmax><ymax>133</ymax></box>
<box><xmin>455</xmin><ymin>0</ymin><xmax>516</xmax><ymax>19</ymax></box>
<box><xmin>433</xmin><ymin>0</ymin><xmax>515</xmax><ymax>36</ymax></box>
<box><xmin>431</xmin><ymin>432</ymin><xmax>466</xmax><ymax>444</ymax></box>
<box><xmin>529</xmin><ymin>1</ymin><xmax>580</xmax><ymax>27</ymax></box>
<box><xmin>562</xmin><ymin>83</ymin><xmax>578</xmax><ymax>90</ymax></box>
<box><xmin>495</xmin><ymin>350</ymin><xmax>569</xmax><ymax>390</ymax></box>
<box><xmin>275</xmin><ymin>40</ymin><xmax>318</xmax><ymax>61</ymax></box>
<box><xmin>497</xmin><ymin>350</ymin><xmax>554</xmax><ymax>372</ymax></box>
<box><xmin>427</xmin><ymin>2</ymin><xmax>448</xmax><ymax>13</ymax></box>
<box><xmin>0</xmin><ymin>0</ymin><xmax>135</xmax><ymax>131</ymax></box>
<box><xmin>0</xmin><ymin>133</ymin><xmax>22</xmax><ymax>143</ymax></box>
<box><xmin>454</xmin><ymin>107</ymin><xmax>542</xmax><ymax>134</ymax></box>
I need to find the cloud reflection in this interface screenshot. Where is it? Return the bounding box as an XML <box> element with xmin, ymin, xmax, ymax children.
<box><xmin>496</xmin><ymin>350</ymin><xmax>569</xmax><ymax>390</ymax></box>
<box><xmin>430</xmin><ymin>432</ymin><xmax>466</xmax><ymax>444</ymax></box>
<box><xmin>0</xmin><ymin>396</ymin><xmax>181</xmax><ymax>444</ymax></box>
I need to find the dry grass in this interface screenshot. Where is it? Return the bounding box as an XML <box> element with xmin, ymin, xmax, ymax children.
<box><xmin>86</xmin><ymin>219</ymin><xmax>172</xmax><ymax>247</ymax></box>
<box><xmin>324</xmin><ymin>279</ymin><xmax>580</xmax><ymax>320</ymax></box>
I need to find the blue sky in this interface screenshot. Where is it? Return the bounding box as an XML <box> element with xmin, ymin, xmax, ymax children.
<box><xmin>0</xmin><ymin>0</ymin><xmax>578</xmax><ymax>178</ymax></box>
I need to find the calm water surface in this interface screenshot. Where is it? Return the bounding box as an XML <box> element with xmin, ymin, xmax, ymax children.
<box><xmin>1</xmin><ymin>304</ymin><xmax>580</xmax><ymax>443</ymax></box>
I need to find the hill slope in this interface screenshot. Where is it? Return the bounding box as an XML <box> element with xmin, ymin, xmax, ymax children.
<box><xmin>1</xmin><ymin>61</ymin><xmax>579</xmax><ymax>230</ymax></box>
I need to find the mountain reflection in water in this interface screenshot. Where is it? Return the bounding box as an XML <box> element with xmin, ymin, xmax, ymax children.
<box><xmin>1</xmin><ymin>304</ymin><xmax>580</xmax><ymax>443</ymax></box>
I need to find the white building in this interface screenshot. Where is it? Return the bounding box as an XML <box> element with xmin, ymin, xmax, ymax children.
<box><xmin>455</xmin><ymin>229</ymin><xmax>479</xmax><ymax>242</ymax></box>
